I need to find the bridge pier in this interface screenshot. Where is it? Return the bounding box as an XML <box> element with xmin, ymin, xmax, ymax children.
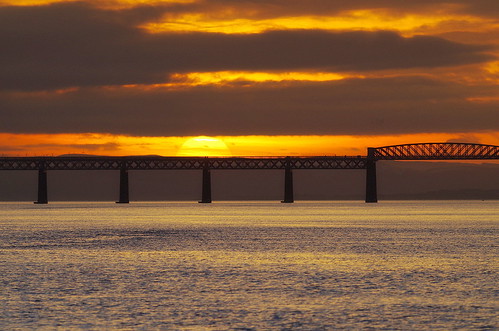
<box><xmin>34</xmin><ymin>165</ymin><xmax>48</xmax><ymax>204</ymax></box>
<box><xmin>281</xmin><ymin>160</ymin><xmax>294</xmax><ymax>203</ymax></box>
<box><xmin>199</xmin><ymin>161</ymin><xmax>212</xmax><ymax>203</ymax></box>
<box><xmin>365</xmin><ymin>148</ymin><xmax>378</xmax><ymax>203</ymax></box>
<box><xmin>116</xmin><ymin>167</ymin><xmax>129</xmax><ymax>204</ymax></box>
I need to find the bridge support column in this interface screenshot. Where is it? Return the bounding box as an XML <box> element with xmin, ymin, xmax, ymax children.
<box><xmin>116</xmin><ymin>167</ymin><xmax>129</xmax><ymax>204</ymax></box>
<box><xmin>365</xmin><ymin>148</ymin><xmax>378</xmax><ymax>203</ymax></box>
<box><xmin>281</xmin><ymin>160</ymin><xmax>294</xmax><ymax>203</ymax></box>
<box><xmin>34</xmin><ymin>165</ymin><xmax>48</xmax><ymax>204</ymax></box>
<box><xmin>199</xmin><ymin>161</ymin><xmax>212</xmax><ymax>203</ymax></box>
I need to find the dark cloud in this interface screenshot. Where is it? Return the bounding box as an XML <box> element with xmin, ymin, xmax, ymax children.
<box><xmin>0</xmin><ymin>2</ymin><xmax>493</xmax><ymax>91</ymax></box>
<box><xmin>446</xmin><ymin>135</ymin><xmax>483</xmax><ymax>144</ymax></box>
<box><xmin>22</xmin><ymin>143</ymin><xmax>121</xmax><ymax>151</ymax></box>
<box><xmin>1</xmin><ymin>2</ymin><xmax>496</xmax><ymax>140</ymax></box>
<box><xmin>439</xmin><ymin>0</ymin><xmax>499</xmax><ymax>17</ymax></box>
<box><xmin>0</xmin><ymin>145</ymin><xmax>25</xmax><ymax>152</ymax></box>
<box><xmin>1</xmin><ymin>77</ymin><xmax>498</xmax><ymax>136</ymax></box>
<box><xmin>437</xmin><ymin>29</ymin><xmax>499</xmax><ymax>45</ymax></box>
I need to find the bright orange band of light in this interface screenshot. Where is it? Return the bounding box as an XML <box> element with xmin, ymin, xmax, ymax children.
<box><xmin>1</xmin><ymin>132</ymin><xmax>498</xmax><ymax>157</ymax></box>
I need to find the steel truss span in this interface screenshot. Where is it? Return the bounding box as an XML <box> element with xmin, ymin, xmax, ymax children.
<box><xmin>0</xmin><ymin>156</ymin><xmax>367</xmax><ymax>171</ymax></box>
<box><xmin>373</xmin><ymin>143</ymin><xmax>499</xmax><ymax>160</ymax></box>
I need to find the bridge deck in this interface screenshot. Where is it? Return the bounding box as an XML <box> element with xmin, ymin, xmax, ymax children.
<box><xmin>0</xmin><ymin>156</ymin><xmax>368</xmax><ymax>171</ymax></box>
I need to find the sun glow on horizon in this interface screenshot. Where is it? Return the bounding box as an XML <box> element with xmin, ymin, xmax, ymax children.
<box><xmin>176</xmin><ymin>136</ymin><xmax>232</xmax><ymax>157</ymax></box>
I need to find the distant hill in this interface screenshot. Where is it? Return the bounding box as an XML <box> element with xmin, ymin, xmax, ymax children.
<box><xmin>56</xmin><ymin>154</ymin><xmax>163</xmax><ymax>158</ymax></box>
<box><xmin>57</xmin><ymin>154</ymin><xmax>101</xmax><ymax>157</ymax></box>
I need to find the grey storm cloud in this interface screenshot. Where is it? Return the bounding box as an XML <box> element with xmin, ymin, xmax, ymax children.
<box><xmin>1</xmin><ymin>77</ymin><xmax>498</xmax><ymax>136</ymax></box>
<box><xmin>0</xmin><ymin>2</ymin><xmax>494</xmax><ymax>91</ymax></box>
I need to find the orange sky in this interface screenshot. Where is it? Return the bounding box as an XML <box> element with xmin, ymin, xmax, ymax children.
<box><xmin>2</xmin><ymin>132</ymin><xmax>498</xmax><ymax>157</ymax></box>
<box><xmin>0</xmin><ymin>0</ymin><xmax>498</xmax><ymax>156</ymax></box>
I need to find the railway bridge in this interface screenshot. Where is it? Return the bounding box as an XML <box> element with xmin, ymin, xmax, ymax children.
<box><xmin>0</xmin><ymin>142</ymin><xmax>497</xmax><ymax>204</ymax></box>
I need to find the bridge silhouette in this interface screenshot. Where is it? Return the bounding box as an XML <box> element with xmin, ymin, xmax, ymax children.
<box><xmin>0</xmin><ymin>143</ymin><xmax>497</xmax><ymax>204</ymax></box>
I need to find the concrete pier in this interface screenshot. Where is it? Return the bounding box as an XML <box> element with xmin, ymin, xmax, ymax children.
<box><xmin>116</xmin><ymin>167</ymin><xmax>129</xmax><ymax>203</ymax></box>
<box><xmin>365</xmin><ymin>148</ymin><xmax>378</xmax><ymax>203</ymax></box>
<box><xmin>199</xmin><ymin>164</ymin><xmax>212</xmax><ymax>203</ymax></box>
<box><xmin>281</xmin><ymin>160</ymin><xmax>294</xmax><ymax>203</ymax></box>
<box><xmin>34</xmin><ymin>166</ymin><xmax>48</xmax><ymax>204</ymax></box>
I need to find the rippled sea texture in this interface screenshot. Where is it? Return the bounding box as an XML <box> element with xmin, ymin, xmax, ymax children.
<box><xmin>0</xmin><ymin>201</ymin><xmax>497</xmax><ymax>330</ymax></box>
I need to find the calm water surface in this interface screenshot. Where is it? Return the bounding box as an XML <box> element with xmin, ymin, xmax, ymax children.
<box><xmin>0</xmin><ymin>201</ymin><xmax>497</xmax><ymax>330</ymax></box>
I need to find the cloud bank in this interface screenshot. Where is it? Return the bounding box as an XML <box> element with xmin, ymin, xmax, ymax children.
<box><xmin>2</xmin><ymin>77</ymin><xmax>498</xmax><ymax>135</ymax></box>
<box><xmin>0</xmin><ymin>1</ymin><xmax>497</xmax><ymax>139</ymax></box>
<box><xmin>0</xmin><ymin>3</ymin><xmax>493</xmax><ymax>91</ymax></box>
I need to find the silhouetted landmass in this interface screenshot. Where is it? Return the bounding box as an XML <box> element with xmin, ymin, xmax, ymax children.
<box><xmin>57</xmin><ymin>154</ymin><xmax>163</xmax><ymax>157</ymax></box>
<box><xmin>57</xmin><ymin>154</ymin><xmax>101</xmax><ymax>157</ymax></box>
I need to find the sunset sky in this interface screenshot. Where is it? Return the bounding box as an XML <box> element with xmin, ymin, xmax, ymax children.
<box><xmin>1</xmin><ymin>0</ymin><xmax>498</xmax><ymax>156</ymax></box>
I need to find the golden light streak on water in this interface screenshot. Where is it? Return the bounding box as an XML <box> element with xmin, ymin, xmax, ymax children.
<box><xmin>0</xmin><ymin>201</ymin><xmax>497</xmax><ymax>329</ymax></box>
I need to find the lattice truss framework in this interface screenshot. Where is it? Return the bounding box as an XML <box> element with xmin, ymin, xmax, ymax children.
<box><xmin>1</xmin><ymin>143</ymin><xmax>497</xmax><ymax>170</ymax></box>
<box><xmin>373</xmin><ymin>143</ymin><xmax>499</xmax><ymax>160</ymax></box>
<box><xmin>0</xmin><ymin>156</ymin><xmax>367</xmax><ymax>170</ymax></box>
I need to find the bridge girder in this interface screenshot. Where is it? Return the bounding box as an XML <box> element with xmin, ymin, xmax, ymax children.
<box><xmin>0</xmin><ymin>143</ymin><xmax>497</xmax><ymax>171</ymax></box>
<box><xmin>372</xmin><ymin>143</ymin><xmax>499</xmax><ymax>160</ymax></box>
<box><xmin>0</xmin><ymin>156</ymin><xmax>367</xmax><ymax>171</ymax></box>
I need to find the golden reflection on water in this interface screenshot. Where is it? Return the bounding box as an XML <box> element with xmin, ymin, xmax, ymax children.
<box><xmin>0</xmin><ymin>201</ymin><xmax>497</xmax><ymax>329</ymax></box>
